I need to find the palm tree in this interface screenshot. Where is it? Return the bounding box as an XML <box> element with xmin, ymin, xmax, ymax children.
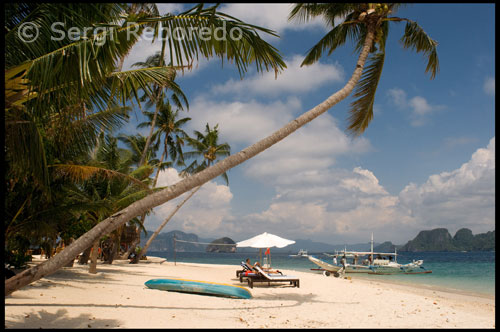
<box><xmin>65</xmin><ymin>134</ymin><xmax>160</xmax><ymax>270</ymax></box>
<box><xmin>121</xmin><ymin>103</ymin><xmax>191</xmax><ymax>259</ymax></box>
<box><xmin>118</xmin><ymin>133</ymin><xmax>161</xmax><ymax>169</ymax></box>
<box><xmin>132</xmin><ymin>123</ymin><xmax>230</xmax><ymax>263</ymax></box>
<box><xmin>132</xmin><ymin>52</ymin><xmax>190</xmax><ymax>167</ymax></box>
<box><xmin>139</xmin><ymin>101</ymin><xmax>192</xmax><ymax>186</ymax></box>
<box><xmin>5</xmin><ymin>2</ymin><xmax>286</xmax><ymax>295</ymax></box>
<box><xmin>6</xmin><ymin>3</ymin><xmax>441</xmax><ymax>295</ymax></box>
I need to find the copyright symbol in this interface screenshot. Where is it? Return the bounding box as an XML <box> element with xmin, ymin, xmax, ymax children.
<box><xmin>18</xmin><ymin>22</ymin><xmax>39</xmax><ymax>43</ymax></box>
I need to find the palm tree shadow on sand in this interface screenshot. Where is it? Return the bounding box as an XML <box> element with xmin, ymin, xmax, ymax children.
<box><xmin>5</xmin><ymin>308</ymin><xmax>121</xmax><ymax>329</ymax></box>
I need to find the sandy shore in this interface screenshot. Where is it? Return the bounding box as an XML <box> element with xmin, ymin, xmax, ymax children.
<box><xmin>5</xmin><ymin>256</ymin><xmax>495</xmax><ymax>328</ymax></box>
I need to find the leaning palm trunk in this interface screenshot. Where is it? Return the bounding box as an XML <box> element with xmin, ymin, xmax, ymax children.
<box><xmin>5</xmin><ymin>26</ymin><xmax>375</xmax><ymax>296</ymax></box>
<box><xmin>121</xmin><ymin>149</ymin><xmax>167</xmax><ymax>260</ymax></box>
<box><xmin>131</xmin><ymin>185</ymin><xmax>202</xmax><ymax>263</ymax></box>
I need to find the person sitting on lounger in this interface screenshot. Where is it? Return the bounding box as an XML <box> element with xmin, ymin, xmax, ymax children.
<box><xmin>245</xmin><ymin>258</ymin><xmax>283</xmax><ymax>275</ymax></box>
<box><xmin>245</xmin><ymin>258</ymin><xmax>262</xmax><ymax>270</ymax></box>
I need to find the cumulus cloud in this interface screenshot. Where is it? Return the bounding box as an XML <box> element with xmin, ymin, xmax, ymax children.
<box><xmin>483</xmin><ymin>77</ymin><xmax>495</xmax><ymax>96</ymax></box>
<box><xmin>240</xmin><ymin>166</ymin><xmax>410</xmax><ymax>243</ymax></box>
<box><xmin>242</xmin><ymin>115</ymin><xmax>371</xmax><ymax>182</ymax></box>
<box><xmin>220</xmin><ymin>3</ymin><xmax>328</xmax><ymax>39</ymax></box>
<box><xmin>185</xmin><ymin>96</ymin><xmax>301</xmax><ymax>145</ymax></box>
<box><xmin>399</xmin><ymin>137</ymin><xmax>495</xmax><ymax>234</ymax></box>
<box><xmin>230</xmin><ymin>137</ymin><xmax>495</xmax><ymax>244</ymax></box>
<box><xmin>147</xmin><ymin>168</ymin><xmax>234</xmax><ymax>237</ymax></box>
<box><xmin>387</xmin><ymin>88</ymin><xmax>445</xmax><ymax>127</ymax></box>
<box><xmin>211</xmin><ymin>55</ymin><xmax>344</xmax><ymax>97</ymax></box>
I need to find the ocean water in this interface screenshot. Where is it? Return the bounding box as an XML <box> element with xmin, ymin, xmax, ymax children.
<box><xmin>148</xmin><ymin>250</ymin><xmax>495</xmax><ymax>297</ymax></box>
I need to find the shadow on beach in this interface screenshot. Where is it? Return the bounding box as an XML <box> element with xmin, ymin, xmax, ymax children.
<box><xmin>4</xmin><ymin>308</ymin><xmax>121</xmax><ymax>329</ymax></box>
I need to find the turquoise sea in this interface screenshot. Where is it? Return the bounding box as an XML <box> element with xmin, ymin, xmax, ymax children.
<box><xmin>148</xmin><ymin>250</ymin><xmax>495</xmax><ymax>298</ymax></box>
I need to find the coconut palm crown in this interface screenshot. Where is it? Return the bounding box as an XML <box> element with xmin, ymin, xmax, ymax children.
<box><xmin>289</xmin><ymin>3</ymin><xmax>439</xmax><ymax>135</ymax></box>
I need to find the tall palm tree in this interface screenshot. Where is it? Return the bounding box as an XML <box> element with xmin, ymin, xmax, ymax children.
<box><xmin>121</xmin><ymin>103</ymin><xmax>191</xmax><ymax>259</ymax></box>
<box><xmin>139</xmin><ymin>101</ymin><xmax>192</xmax><ymax>186</ymax></box>
<box><xmin>132</xmin><ymin>52</ymin><xmax>190</xmax><ymax>167</ymax></box>
<box><xmin>132</xmin><ymin>123</ymin><xmax>230</xmax><ymax>263</ymax></box>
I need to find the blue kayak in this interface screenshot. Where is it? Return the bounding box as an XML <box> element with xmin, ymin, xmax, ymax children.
<box><xmin>144</xmin><ymin>278</ymin><xmax>252</xmax><ymax>299</ymax></box>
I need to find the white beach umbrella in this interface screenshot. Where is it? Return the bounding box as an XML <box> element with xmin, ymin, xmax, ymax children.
<box><xmin>236</xmin><ymin>232</ymin><xmax>295</xmax><ymax>267</ymax></box>
<box><xmin>236</xmin><ymin>232</ymin><xmax>295</xmax><ymax>249</ymax></box>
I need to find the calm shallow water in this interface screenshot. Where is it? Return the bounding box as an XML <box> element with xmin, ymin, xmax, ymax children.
<box><xmin>148</xmin><ymin>250</ymin><xmax>495</xmax><ymax>297</ymax></box>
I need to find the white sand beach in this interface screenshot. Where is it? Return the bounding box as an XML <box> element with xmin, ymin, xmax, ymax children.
<box><xmin>5</xmin><ymin>256</ymin><xmax>495</xmax><ymax>328</ymax></box>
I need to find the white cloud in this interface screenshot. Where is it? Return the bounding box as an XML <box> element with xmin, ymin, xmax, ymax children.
<box><xmin>229</xmin><ymin>137</ymin><xmax>495</xmax><ymax>244</ymax></box>
<box><xmin>211</xmin><ymin>55</ymin><xmax>344</xmax><ymax>97</ymax></box>
<box><xmin>186</xmin><ymin>96</ymin><xmax>301</xmax><ymax>145</ymax></box>
<box><xmin>387</xmin><ymin>88</ymin><xmax>407</xmax><ymax>108</ymax></box>
<box><xmin>243</xmin><ymin>114</ymin><xmax>371</xmax><ymax>182</ymax></box>
<box><xmin>387</xmin><ymin>88</ymin><xmax>444</xmax><ymax>127</ymax></box>
<box><xmin>122</xmin><ymin>37</ymin><xmax>211</xmax><ymax>76</ymax></box>
<box><xmin>399</xmin><ymin>137</ymin><xmax>495</xmax><ymax>234</ymax></box>
<box><xmin>147</xmin><ymin>168</ymin><xmax>234</xmax><ymax>237</ymax></box>
<box><xmin>483</xmin><ymin>77</ymin><xmax>495</xmax><ymax>96</ymax></box>
<box><xmin>220</xmin><ymin>3</ymin><xmax>328</xmax><ymax>39</ymax></box>
<box><xmin>156</xmin><ymin>3</ymin><xmax>185</xmax><ymax>15</ymax></box>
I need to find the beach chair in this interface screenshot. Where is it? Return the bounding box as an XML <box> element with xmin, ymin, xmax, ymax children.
<box><xmin>246</xmin><ymin>265</ymin><xmax>300</xmax><ymax>289</ymax></box>
<box><xmin>236</xmin><ymin>261</ymin><xmax>253</xmax><ymax>277</ymax></box>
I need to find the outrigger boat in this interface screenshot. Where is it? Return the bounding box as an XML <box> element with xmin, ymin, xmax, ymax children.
<box><xmin>308</xmin><ymin>234</ymin><xmax>431</xmax><ymax>276</ymax></box>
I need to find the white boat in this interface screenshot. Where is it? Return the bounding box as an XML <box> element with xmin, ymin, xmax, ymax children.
<box><xmin>289</xmin><ymin>249</ymin><xmax>308</xmax><ymax>257</ymax></box>
<box><xmin>309</xmin><ymin>234</ymin><xmax>431</xmax><ymax>276</ymax></box>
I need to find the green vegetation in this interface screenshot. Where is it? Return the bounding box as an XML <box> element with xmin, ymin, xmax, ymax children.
<box><xmin>400</xmin><ymin>228</ymin><xmax>495</xmax><ymax>252</ymax></box>
<box><xmin>4</xmin><ymin>2</ymin><xmax>284</xmax><ymax>279</ymax></box>
<box><xmin>5</xmin><ymin>3</ymin><xmax>442</xmax><ymax>297</ymax></box>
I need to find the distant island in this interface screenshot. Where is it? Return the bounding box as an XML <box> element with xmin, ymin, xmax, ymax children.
<box><xmin>398</xmin><ymin>228</ymin><xmax>495</xmax><ymax>252</ymax></box>
<box><xmin>141</xmin><ymin>228</ymin><xmax>494</xmax><ymax>253</ymax></box>
<box><xmin>205</xmin><ymin>237</ymin><xmax>236</xmax><ymax>253</ymax></box>
<box><xmin>373</xmin><ymin>228</ymin><xmax>495</xmax><ymax>252</ymax></box>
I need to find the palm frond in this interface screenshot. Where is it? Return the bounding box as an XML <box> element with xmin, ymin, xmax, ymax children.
<box><xmin>400</xmin><ymin>20</ymin><xmax>439</xmax><ymax>79</ymax></box>
<box><xmin>5</xmin><ymin>108</ymin><xmax>49</xmax><ymax>189</ymax></box>
<box><xmin>289</xmin><ymin>3</ymin><xmax>360</xmax><ymax>27</ymax></box>
<box><xmin>50</xmin><ymin>164</ymin><xmax>149</xmax><ymax>188</ymax></box>
<box><xmin>129</xmin><ymin>165</ymin><xmax>155</xmax><ymax>181</ymax></box>
<box><xmin>48</xmin><ymin>106</ymin><xmax>130</xmax><ymax>161</ymax></box>
<box><xmin>347</xmin><ymin>52</ymin><xmax>385</xmax><ymax>136</ymax></box>
<box><xmin>139</xmin><ymin>4</ymin><xmax>287</xmax><ymax>77</ymax></box>
<box><xmin>108</xmin><ymin>66</ymin><xmax>182</xmax><ymax>107</ymax></box>
<box><xmin>301</xmin><ymin>15</ymin><xmax>361</xmax><ymax>65</ymax></box>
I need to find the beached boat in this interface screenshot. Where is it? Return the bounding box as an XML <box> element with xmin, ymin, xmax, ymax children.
<box><xmin>145</xmin><ymin>278</ymin><xmax>252</xmax><ymax>299</ymax></box>
<box><xmin>289</xmin><ymin>249</ymin><xmax>308</xmax><ymax>257</ymax></box>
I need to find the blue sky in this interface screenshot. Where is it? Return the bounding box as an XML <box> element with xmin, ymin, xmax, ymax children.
<box><xmin>119</xmin><ymin>3</ymin><xmax>495</xmax><ymax>245</ymax></box>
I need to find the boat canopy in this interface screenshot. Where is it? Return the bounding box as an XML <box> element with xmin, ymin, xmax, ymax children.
<box><xmin>332</xmin><ymin>251</ymin><xmax>398</xmax><ymax>257</ymax></box>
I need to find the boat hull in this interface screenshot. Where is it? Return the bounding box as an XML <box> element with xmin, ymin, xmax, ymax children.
<box><xmin>145</xmin><ymin>278</ymin><xmax>252</xmax><ymax>299</ymax></box>
<box><xmin>369</xmin><ymin>263</ymin><xmax>431</xmax><ymax>275</ymax></box>
<box><xmin>307</xmin><ymin>256</ymin><xmax>371</xmax><ymax>273</ymax></box>
<box><xmin>308</xmin><ymin>256</ymin><xmax>431</xmax><ymax>275</ymax></box>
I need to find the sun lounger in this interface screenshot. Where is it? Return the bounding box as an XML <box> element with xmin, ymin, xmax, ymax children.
<box><xmin>236</xmin><ymin>262</ymin><xmax>253</xmax><ymax>277</ymax></box>
<box><xmin>246</xmin><ymin>265</ymin><xmax>300</xmax><ymax>288</ymax></box>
